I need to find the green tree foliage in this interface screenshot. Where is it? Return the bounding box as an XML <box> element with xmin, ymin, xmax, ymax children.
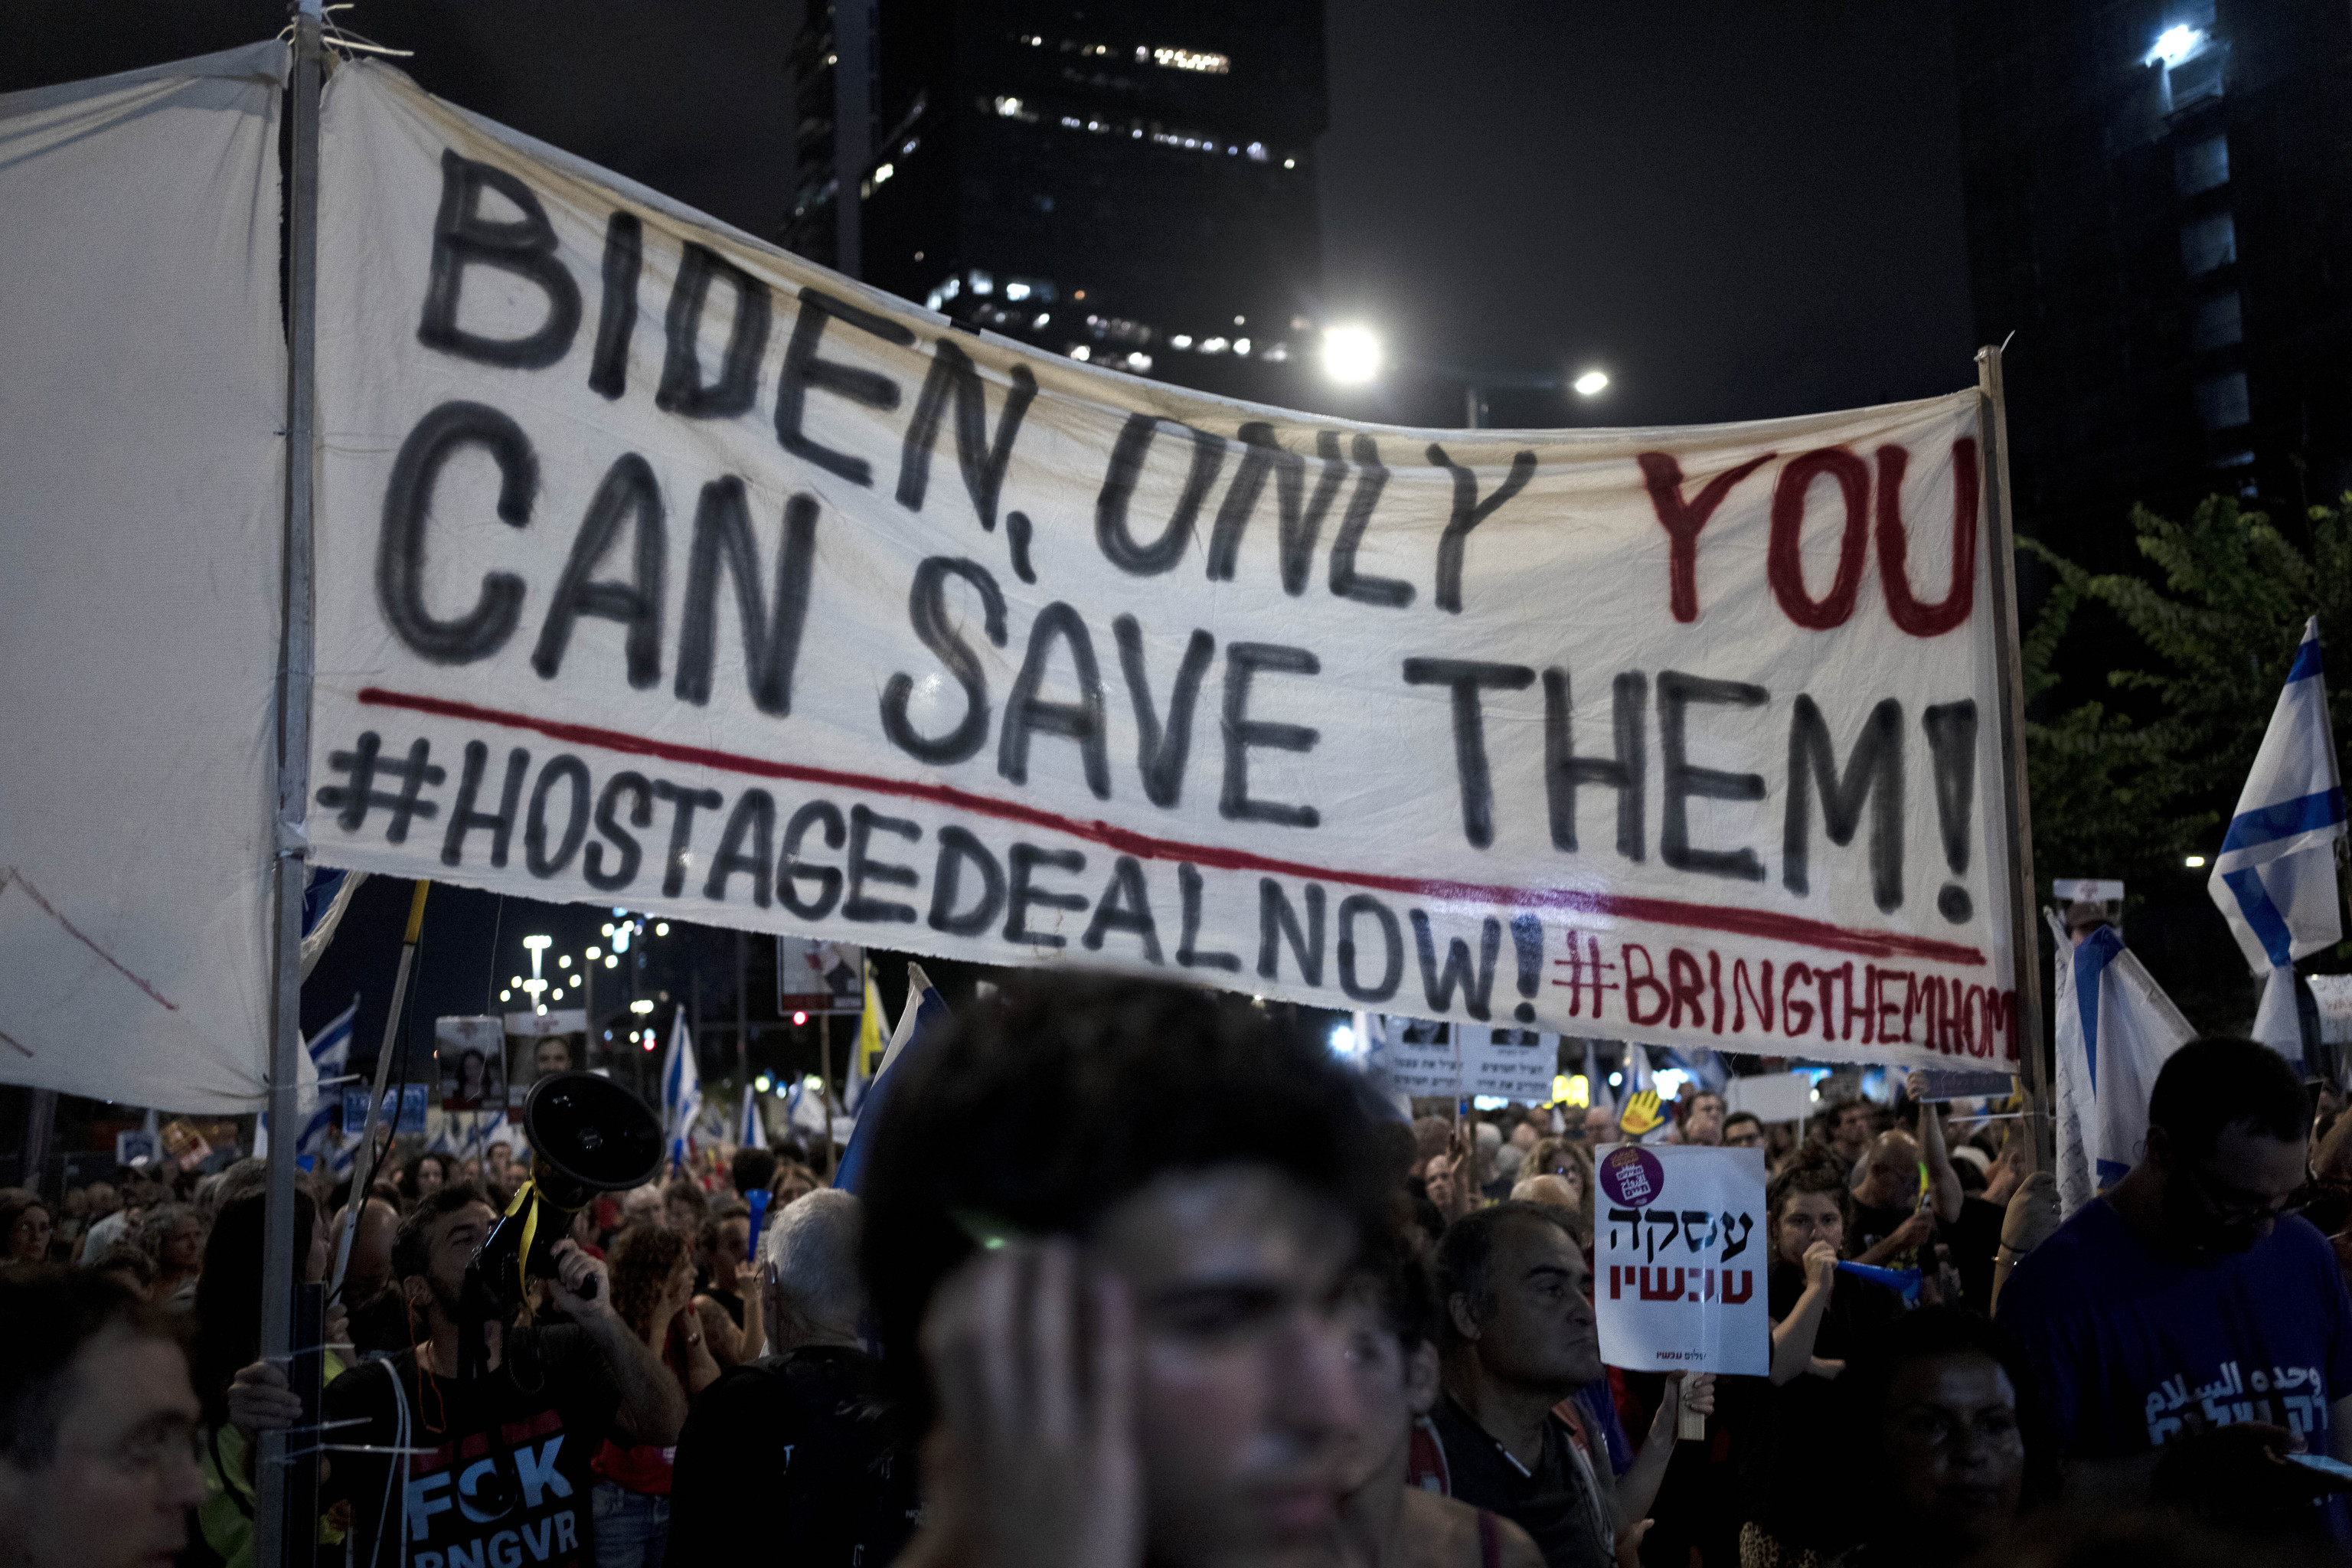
<box><xmin>2022</xmin><ymin>497</ymin><xmax>2352</xmax><ymax>895</ymax></box>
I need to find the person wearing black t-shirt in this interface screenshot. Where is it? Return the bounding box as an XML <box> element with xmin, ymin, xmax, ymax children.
<box><xmin>1738</xmin><ymin>1155</ymin><xmax>1903</xmax><ymax>1564</ymax></box>
<box><xmin>1428</xmin><ymin>1203</ymin><xmax>1714</xmax><ymax>1568</ymax></box>
<box><xmin>667</xmin><ymin>1189</ymin><xmax>918</xmax><ymax>1566</ymax></box>
<box><xmin>227</xmin><ymin>1184</ymin><xmax>687</xmax><ymax>1568</ymax></box>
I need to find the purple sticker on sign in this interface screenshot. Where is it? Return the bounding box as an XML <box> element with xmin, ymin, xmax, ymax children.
<box><xmin>1599</xmin><ymin>1145</ymin><xmax>1664</xmax><ymax>1208</ymax></box>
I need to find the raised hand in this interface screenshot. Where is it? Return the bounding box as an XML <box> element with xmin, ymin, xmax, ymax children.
<box><xmin>919</xmin><ymin>1239</ymin><xmax>1141</xmax><ymax>1568</ymax></box>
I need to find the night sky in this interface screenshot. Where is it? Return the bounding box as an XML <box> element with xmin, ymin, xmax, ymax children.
<box><xmin>6</xmin><ymin>0</ymin><xmax>1977</xmax><ymax>430</ymax></box>
<box><xmin>5</xmin><ymin>0</ymin><xmax>1981</xmax><ymax>1101</ymax></box>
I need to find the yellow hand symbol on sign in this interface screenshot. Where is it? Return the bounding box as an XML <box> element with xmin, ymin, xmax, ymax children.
<box><xmin>1619</xmin><ymin>1089</ymin><xmax>1664</xmax><ymax>1138</ymax></box>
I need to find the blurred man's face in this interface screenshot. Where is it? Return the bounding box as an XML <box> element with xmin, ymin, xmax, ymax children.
<box><xmin>1724</xmin><ymin>1118</ymin><xmax>1765</xmax><ymax>1151</ymax></box>
<box><xmin>87</xmin><ymin>1184</ymin><xmax>118</xmax><ymax>1218</ymax></box>
<box><xmin>403</xmin><ymin>1201</ymin><xmax>498</xmax><ymax>1327</ymax></box>
<box><xmin>712</xmin><ymin>1217</ymin><xmax>751</xmax><ymax>1288</ymax></box>
<box><xmin>413</xmin><ymin>1159</ymin><xmax>444</xmax><ymax>1198</ymax></box>
<box><xmin>1332</xmin><ymin>1286</ymin><xmax>1439</xmax><ymax>1496</ymax></box>
<box><xmin>1455</xmin><ymin>1215</ymin><xmax>1602</xmax><ymax>1394</ymax></box>
<box><xmin>340</xmin><ymin>1198</ymin><xmax>400</xmax><ymax>1301</ymax></box>
<box><xmin>1684</xmin><ymin>1095</ymin><xmax>1726</xmax><ymax>1145</ymax></box>
<box><xmin>485</xmin><ymin>1144</ymin><xmax>512</xmax><ymax>1179</ymax></box>
<box><xmin>1089</xmin><ymin>1165</ymin><xmax>1363</xmax><ymax>1566</ymax></box>
<box><xmin>1834</xmin><ymin>1105</ymin><xmax>1877</xmax><ymax>1154</ymax></box>
<box><xmin>535</xmin><ymin>1037</ymin><xmax>571</xmax><ymax>1076</ymax></box>
<box><xmin>0</xmin><ymin>1326</ymin><xmax>205</xmax><ymax>1568</ymax></box>
<box><xmin>1583</xmin><ymin>1107</ymin><xmax>1619</xmax><ymax>1146</ymax></box>
<box><xmin>1421</xmin><ymin>1156</ymin><xmax>1458</xmax><ymax>1213</ymax></box>
<box><xmin>2157</xmin><ymin>1121</ymin><xmax>2309</xmax><ymax>1256</ymax></box>
<box><xmin>1857</xmin><ymin>1132</ymin><xmax>1922</xmax><ymax>1208</ymax></box>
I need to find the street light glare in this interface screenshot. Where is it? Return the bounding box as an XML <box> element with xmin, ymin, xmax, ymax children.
<box><xmin>2148</xmin><ymin>24</ymin><xmax>2202</xmax><ymax>66</ymax></box>
<box><xmin>1321</xmin><ymin>325</ymin><xmax>1380</xmax><ymax>384</ymax></box>
<box><xmin>1573</xmin><ymin>369</ymin><xmax>1610</xmax><ymax>396</ymax></box>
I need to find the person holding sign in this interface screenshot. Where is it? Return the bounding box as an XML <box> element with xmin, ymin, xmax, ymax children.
<box><xmin>1428</xmin><ymin>1203</ymin><xmax>1715</xmax><ymax>1567</ymax></box>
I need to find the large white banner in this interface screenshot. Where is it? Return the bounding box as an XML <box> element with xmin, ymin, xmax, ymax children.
<box><xmin>311</xmin><ymin>62</ymin><xmax>2021</xmax><ymax>1068</ymax></box>
<box><xmin>0</xmin><ymin>43</ymin><xmax>286</xmax><ymax>1112</ymax></box>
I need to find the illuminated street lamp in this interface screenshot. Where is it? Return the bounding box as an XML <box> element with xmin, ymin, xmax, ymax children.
<box><xmin>1321</xmin><ymin>325</ymin><xmax>1381</xmax><ymax>385</ymax></box>
<box><xmin>1573</xmin><ymin>370</ymin><xmax>1609</xmax><ymax>396</ymax></box>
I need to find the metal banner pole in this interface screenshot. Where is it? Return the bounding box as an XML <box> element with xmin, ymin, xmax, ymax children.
<box><xmin>1975</xmin><ymin>344</ymin><xmax>2054</xmax><ymax>1174</ymax></box>
<box><xmin>256</xmin><ymin>8</ymin><xmax>324</xmax><ymax>1566</ymax></box>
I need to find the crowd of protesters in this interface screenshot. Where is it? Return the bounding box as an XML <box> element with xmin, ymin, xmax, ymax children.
<box><xmin>4</xmin><ymin>975</ymin><xmax>2349</xmax><ymax>1568</ymax></box>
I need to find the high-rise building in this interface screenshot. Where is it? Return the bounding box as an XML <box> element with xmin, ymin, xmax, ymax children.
<box><xmin>1952</xmin><ymin>0</ymin><xmax>2352</xmax><ymax>573</ymax></box>
<box><xmin>786</xmin><ymin>0</ymin><xmax>1329</xmax><ymax>403</ymax></box>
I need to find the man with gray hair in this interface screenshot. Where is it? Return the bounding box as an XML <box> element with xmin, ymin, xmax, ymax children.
<box><xmin>665</xmin><ymin>1190</ymin><xmax>918</xmax><ymax>1563</ymax></box>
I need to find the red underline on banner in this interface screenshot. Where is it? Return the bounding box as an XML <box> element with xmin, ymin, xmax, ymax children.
<box><xmin>354</xmin><ymin>687</ymin><xmax>1990</xmax><ymax>969</ymax></box>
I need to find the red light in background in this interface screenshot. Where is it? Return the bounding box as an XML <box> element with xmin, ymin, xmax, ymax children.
<box><xmin>792</xmin><ymin>1010</ymin><xmax>808</xmax><ymax>1026</ymax></box>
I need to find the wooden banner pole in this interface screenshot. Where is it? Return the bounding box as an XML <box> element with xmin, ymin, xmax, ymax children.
<box><xmin>1975</xmin><ymin>344</ymin><xmax>2054</xmax><ymax>1174</ymax></box>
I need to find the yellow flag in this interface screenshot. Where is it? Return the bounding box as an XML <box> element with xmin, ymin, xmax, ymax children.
<box><xmin>854</xmin><ymin>962</ymin><xmax>886</xmax><ymax>1083</ymax></box>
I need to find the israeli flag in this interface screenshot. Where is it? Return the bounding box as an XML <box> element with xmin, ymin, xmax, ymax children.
<box><xmin>299</xmin><ymin>868</ymin><xmax>367</xmax><ymax>982</ymax></box>
<box><xmin>292</xmin><ymin>997</ymin><xmax>356</xmax><ymax>1165</ymax></box>
<box><xmin>784</xmin><ymin>1073</ymin><xmax>829</xmax><ymax>1138</ymax></box>
<box><xmin>2047</xmin><ymin>910</ymin><xmax>2196</xmax><ymax>1214</ymax></box>
<box><xmin>835</xmin><ymin>962</ymin><xmax>949</xmax><ymax>1193</ymax></box>
<box><xmin>2208</xmin><ymin>617</ymin><xmax>2346</xmax><ymax>1067</ymax></box>
<box><xmin>738</xmin><ymin>1080</ymin><xmax>764</xmax><ymax>1148</ymax></box>
<box><xmin>661</xmin><ymin>1013</ymin><xmax>702</xmax><ymax>1172</ymax></box>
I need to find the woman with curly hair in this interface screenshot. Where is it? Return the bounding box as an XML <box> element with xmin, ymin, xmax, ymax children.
<box><xmin>139</xmin><ymin>1200</ymin><xmax>206</xmax><ymax>1311</ymax></box>
<box><xmin>590</xmin><ymin>1224</ymin><xmax>724</xmax><ymax>1568</ymax></box>
<box><xmin>397</xmin><ymin>1150</ymin><xmax>452</xmax><ymax>1207</ymax></box>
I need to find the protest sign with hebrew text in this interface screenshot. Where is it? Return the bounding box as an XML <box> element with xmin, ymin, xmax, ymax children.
<box><xmin>1596</xmin><ymin>1145</ymin><xmax>1769</xmax><ymax>1376</ymax></box>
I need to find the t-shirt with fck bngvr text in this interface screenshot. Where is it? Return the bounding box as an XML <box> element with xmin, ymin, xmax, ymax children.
<box><xmin>322</xmin><ymin>1325</ymin><xmax>619</xmax><ymax>1568</ymax></box>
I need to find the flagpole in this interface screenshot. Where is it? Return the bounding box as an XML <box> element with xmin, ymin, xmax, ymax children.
<box><xmin>256</xmin><ymin>8</ymin><xmax>324</xmax><ymax>1566</ymax></box>
<box><xmin>331</xmin><ymin>880</ymin><xmax>430</xmax><ymax>1295</ymax></box>
<box><xmin>1977</xmin><ymin>344</ymin><xmax>2054</xmax><ymax>1174</ymax></box>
